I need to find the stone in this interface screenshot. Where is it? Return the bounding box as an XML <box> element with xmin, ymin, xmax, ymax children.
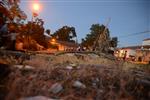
<box><xmin>19</xmin><ymin>96</ymin><xmax>57</xmax><ymax>100</ymax></box>
<box><xmin>66</xmin><ymin>53</ymin><xmax>74</xmax><ymax>56</ymax></box>
<box><xmin>73</xmin><ymin>81</ymin><xmax>86</xmax><ymax>89</ymax></box>
<box><xmin>49</xmin><ymin>83</ymin><xmax>63</xmax><ymax>94</ymax></box>
<box><xmin>70</xmin><ymin>63</ymin><xmax>77</xmax><ymax>67</ymax></box>
<box><xmin>89</xmin><ymin>54</ymin><xmax>99</xmax><ymax>58</ymax></box>
<box><xmin>13</xmin><ymin>65</ymin><xmax>34</xmax><ymax>70</ymax></box>
<box><xmin>66</xmin><ymin>66</ymin><xmax>73</xmax><ymax>70</ymax></box>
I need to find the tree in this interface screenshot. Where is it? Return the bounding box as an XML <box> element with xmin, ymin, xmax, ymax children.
<box><xmin>46</xmin><ymin>29</ymin><xmax>51</xmax><ymax>36</ymax></box>
<box><xmin>17</xmin><ymin>18</ymin><xmax>48</xmax><ymax>50</ymax></box>
<box><xmin>52</xmin><ymin>26</ymin><xmax>77</xmax><ymax>42</ymax></box>
<box><xmin>0</xmin><ymin>0</ymin><xmax>27</xmax><ymax>50</ymax></box>
<box><xmin>0</xmin><ymin>0</ymin><xmax>27</xmax><ymax>23</ymax></box>
<box><xmin>31</xmin><ymin>18</ymin><xmax>47</xmax><ymax>48</ymax></box>
<box><xmin>110</xmin><ymin>37</ymin><xmax>118</xmax><ymax>48</ymax></box>
<box><xmin>81</xmin><ymin>24</ymin><xmax>110</xmax><ymax>52</ymax></box>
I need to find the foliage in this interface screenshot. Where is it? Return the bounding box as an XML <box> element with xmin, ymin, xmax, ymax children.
<box><xmin>17</xmin><ymin>18</ymin><xmax>48</xmax><ymax>50</ymax></box>
<box><xmin>48</xmin><ymin>43</ymin><xmax>58</xmax><ymax>49</ymax></box>
<box><xmin>46</xmin><ymin>29</ymin><xmax>51</xmax><ymax>36</ymax></box>
<box><xmin>81</xmin><ymin>24</ymin><xmax>110</xmax><ymax>52</ymax></box>
<box><xmin>0</xmin><ymin>0</ymin><xmax>49</xmax><ymax>50</ymax></box>
<box><xmin>110</xmin><ymin>37</ymin><xmax>118</xmax><ymax>48</ymax></box>
<box><xmin>0</xmin><ymin>0</ymin><xmax>27</xmax><ymax>50</ymax></box>
<box><xmin>81</xmin><ymin>24</ymin><xmax>118</xmax><ymax>52</ymax></box>
<box><xmin>52</xmin><ymin>26</ymin><xmax>77</xmax><ymax>42</ymax></box>
<box><xmin>0</xmin><ymin>0</ymin><xmax>27</xmax><ymax>23</ymax></box>
<box><xmin>30</xmin><ymin>18</ymin><xmax>46</xmax><ymax>46</ymax></box>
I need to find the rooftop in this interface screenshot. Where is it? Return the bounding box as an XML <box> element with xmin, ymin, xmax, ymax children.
<box><xmin>143</xmin><ymin>38</ymin><xmax>150</xmax><ymax>41</ymax></box>
<box><xmin>119</xmin><ymin>45</ymin><xmax>150</xmax><ymax>49</ymax></box>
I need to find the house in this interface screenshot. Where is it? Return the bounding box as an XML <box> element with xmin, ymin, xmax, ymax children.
<box><xmin>15</xmin><ymin>36</ymin><xmax>44</xmax><ymax>51</ymax></box>
<box><xmin>142</xmin><ymin>38</ymin><xmax>150</xmax><ymax>46</ymax></box>
<box><xmin>115</xmin><ymin>46</ymin><xmax>138</xmax><ymax>59</ymax></box>
<box><xmin>57</xmin><ymin>41</ymin><xmax>78</xmax><ymax>51</ymax></box>
<box><xmin>115</xmin><ymin>38</ymin><xmax>150</xmax><ymax>63</ymax></box>
<box><xmin>48</xmin><ymin>39</ymin><xmax>78</xmax><ymax>51</ymax></box>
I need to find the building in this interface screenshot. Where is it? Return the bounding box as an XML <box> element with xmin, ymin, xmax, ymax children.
<box><xmin>57</xmin><ymin>41</ymin><xmax>78</xmax><ymax>51</ymax></box>
<box><xmin>115</xmin><ymin>38</ymin><xmax>150</xmax><ymax>63</ymax></box>
<box><xmin>142</xmin><ymin>38</ymin><xmax>150</xmax><ymax>46</ymax></box>
<box><xmin>48</xmin><ymin>39</ymin><xmax>78</xmax><ymax>51</ymax></box>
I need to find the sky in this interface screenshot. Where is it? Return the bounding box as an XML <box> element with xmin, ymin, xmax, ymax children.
<box><xmin>20</xmin><ymin>0</ymin><xmax>150</xmax><ymax>47</ymax></box>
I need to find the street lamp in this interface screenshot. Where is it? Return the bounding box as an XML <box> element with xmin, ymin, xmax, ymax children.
<box><xmin>32</xmin><ymin>3</ymin><xmax>40</xmax><ymax>20</ymax></box>
<box><xmin>33</xmin><ymin>3</ymin><xmax>40</xmax><ymax>11</ymax></box>
<box><xmin>51</xmin><ymin>38</ymin><xmax>56</xmax><ymax>44</ymax></box>
<box><xmin>26</xmin><ymin>3</ymin><xmax>40</xmax><ymax>50</ymax></box>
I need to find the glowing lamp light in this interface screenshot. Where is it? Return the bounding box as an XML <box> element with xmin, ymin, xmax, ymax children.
<box><xmin>33</xmin><ymin>3</ymin><xmax>40</xmax><ymax>11</ymax></box>
<box><xmin>50</xmin><ymin>38</ymin><xmax>56</xmax><ymax>45</ymax></box>
<box><xmin>51</xmin><ymin>38</ymin><xmax>56</xmax><ymax>42</ymax></box>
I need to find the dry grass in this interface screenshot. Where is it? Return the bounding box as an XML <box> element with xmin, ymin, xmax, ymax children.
<box><xmin>6</xmin><ymin>63</ymin><xmax>149</xmax><ymax>100</ymax></box>
<box><xmin>1</xmin><ymin>53</ymin><xmax>149</xmax><ymax>100</ymax></box>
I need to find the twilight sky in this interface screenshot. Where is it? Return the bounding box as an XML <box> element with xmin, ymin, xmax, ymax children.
<box><xmin>20</xmin><ymin>0</ymin><xmax>150</xmax><ymax>47</ymax></box>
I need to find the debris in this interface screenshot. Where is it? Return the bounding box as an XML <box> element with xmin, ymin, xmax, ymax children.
<box><xmin>66</xmin><ymin>53</ymin><xmax>74</xmax><ymax>56</ymax></box>
<box><xmin>0</xmin><ymin>51</ymin><xmax>150</xmax><ymax>100</ymax></box>
<box><xmin>66</xmin><ymin>66</ymin><xmax>73</xmax><ymax>70</ymax></box>
<box><xmin>136</xmin><ymin>79</ymin><xmax>150</xmax><ymax>87</ymax></box>
<box><xmin>13</xmin><ymin>65</ymin><xmax>35</xmax><ymax>70</ymax></box>
<box><xmin>49</xmin><ymin>83</ymin><xmax>63</xmax><ymax>94</ymax></box>
<box><xmin>70</xmin><ymin>63</ymin><xmax>77</xmax><ymax>67</ymax></box>
<box><xmin>0</xmin><ymin>64</ymin><xmax>11</xmax><ymax>100</ymax></box>
<box><xmin>73</xmin><ymin>81</ymin><xmax>86</xmax><ymax>89</ymax></box>
<box><xmin>0</xmin><ymin>64</ymin><xmax>11</xmax><ymax>80</ymax></box>
<box><xmin>88</xmin><ymin>54</ymin><xmax>99</xmax><ymax>58</ymax></box>
<box><xmin>19</xmin><ymin>96</ymin><xmax>57</xmax><ymax>100</ymax></box>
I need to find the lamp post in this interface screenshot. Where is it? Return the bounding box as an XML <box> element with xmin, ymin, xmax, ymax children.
<box><xmin>27</xmin><ymin>3</ymin><xmax>40</xmax><ymax>50</ymax></box>
<box><xmin>33</xmin><ymin>3</ymin><xmax>40</xmax><ymax>11</ymax></box>
<box><xmin>32</xmin><ymin>3</ymin><xmax>40</xmax><ymax>22</ymax></box>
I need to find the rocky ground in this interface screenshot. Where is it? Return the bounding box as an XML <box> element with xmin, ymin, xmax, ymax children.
<box><xmin>0</xmin><ymin>51</ymin><xmax>150</xmax><ymax>100</ymax></box>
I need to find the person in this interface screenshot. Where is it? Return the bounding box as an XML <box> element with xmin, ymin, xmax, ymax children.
<box><xmin>0</xmin><ymin>23</ymin><xmax>9</xmax><ymax>48</ymax></box>
<box><xmin>123</xmin><ymin>51</ymin><xmax>127</xmax><ymax>61</ymax></box>
<box><xmin>1</xmin><ymin>27</ymin><xmax>18</xmax><ymax>50</ymax></box>
<box><xmin>10</xmin><ymin>30</ymin><xmax>17</xmax><ymax>50</ymax></box>
<box><xmin>77</xmin><ymin>46</ymin><xmax>81</xmax><ymax>51</ymax></box>
<box><xmin>138</xmin><ymin>56</ymin><xmax>142</xmax><ymax>62</ymax></box>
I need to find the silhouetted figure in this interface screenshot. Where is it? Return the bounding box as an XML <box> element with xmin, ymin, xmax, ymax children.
<box><xmin>9</xmin><ymin>30</ymin><xmax>17</xmax><ymax>50</ymax></box>
<box><xmin>138</xmin><ymin>56</ymin><xmax>142</xmax><ymax>62</ymax></box>
<box><xmin>123</xmin><ymin>51</ymin><xmax>127</xmax><ymax>61</ymax></box>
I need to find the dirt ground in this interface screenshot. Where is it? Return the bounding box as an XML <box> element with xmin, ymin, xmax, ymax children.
<box><xmin>0</xmin><ymin>52</ymin><xmax>150</xmax><ymax>100</ymax></box>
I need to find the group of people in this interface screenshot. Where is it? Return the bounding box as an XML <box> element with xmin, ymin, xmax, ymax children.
<box><xmin>0</xmin><ymin>23</ymin><xmax>17</xmax><ymax>50</ymax></box>
<box><xmin>76</xmin><ymin>46</ymin><xmax>87</xmax><ymax>51</ymax></box>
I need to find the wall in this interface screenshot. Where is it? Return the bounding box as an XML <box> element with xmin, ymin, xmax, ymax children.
<box><xmin>142</xmin><ymin>40</ymin><xmax>150</xmax><ymax>45</ymax></box>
